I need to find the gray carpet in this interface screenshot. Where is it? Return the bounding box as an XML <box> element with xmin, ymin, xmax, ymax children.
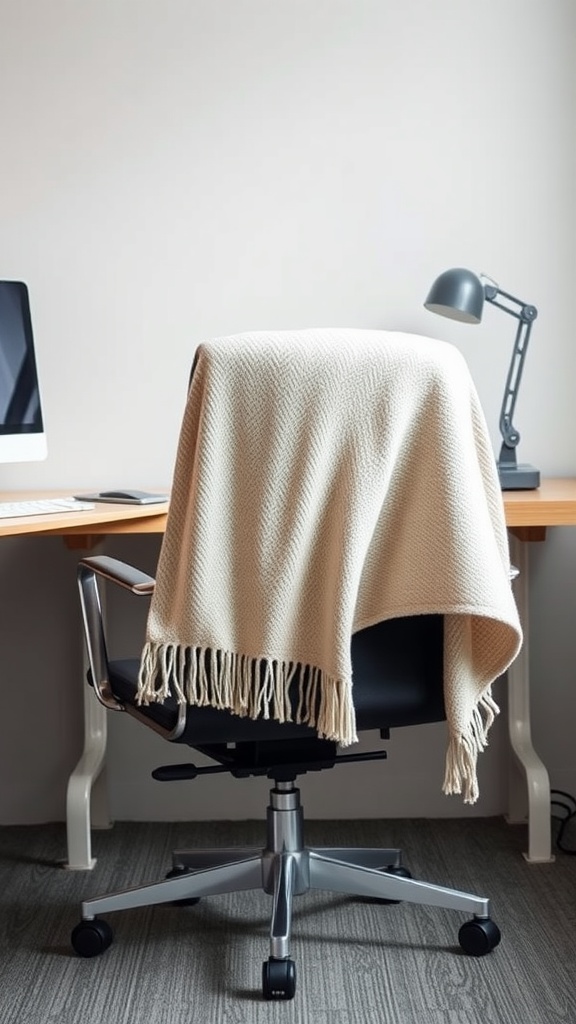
<box><xmin>1</xmin><ymin>816</ymin><xmax>576</xmax><ymax>1024</ymax></box>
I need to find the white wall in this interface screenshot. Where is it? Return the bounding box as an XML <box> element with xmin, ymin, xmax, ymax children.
<box><xmin>1</xmin><ymin>0</ymin><xmax>575</xmax><ymax>823</ymax></box>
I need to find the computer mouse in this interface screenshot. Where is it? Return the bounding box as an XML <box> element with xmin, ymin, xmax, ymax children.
<box><xmin>73</xmin><ymin>490</ymin><xmax>169</xmax><ymax>505</ymax></box>
<box><xmin>100</xmin><ymin>490</ymin><xmax>147</xmax><ymax>500</ymax></box>
<box><xmin>97</xmin><ymin>490</ymin><xmax>169</xmax><ymax>503</ymax></box>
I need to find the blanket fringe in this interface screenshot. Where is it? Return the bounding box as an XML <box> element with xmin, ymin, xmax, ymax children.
<box><xmin>442</xmin><ymin>689</ymin><xmax>500</xmax><ymax>804</ymax></box>
<box><xmin>137</xmin><ymin>641</ymin><xmax>358</xmax><ymax>746</ymax></box>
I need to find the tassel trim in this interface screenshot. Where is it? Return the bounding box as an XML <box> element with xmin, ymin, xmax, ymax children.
<box><xmin>137</xmin><ymin>641</ymin><xmax>358</xmax><ymax>746</ymax></box>
<box><xmin>442</xmin><ymin>689</ymin><xmax>500</xmax><ymax>804</ymax></box>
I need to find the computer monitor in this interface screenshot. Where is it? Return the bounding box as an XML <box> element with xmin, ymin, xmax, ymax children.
<box><xmin>0</xmin><ymin>280</ymin><xmax>47</xmax><ymax>463</ymax></box>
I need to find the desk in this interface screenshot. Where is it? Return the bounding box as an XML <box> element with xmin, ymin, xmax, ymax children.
<box><xmin>501</xmin><ymin>479</ymin><xmax>576</xmax><ymax>863</ymax></box>
<box><xmin>2</xmin><ymin>481</ymin><xmax>576</xmax><ymax>868</ymax></box>
<box><xmin>0</xmin><ymin>491</ymin><xmax>169</xmax><ymax>870</ymax></box>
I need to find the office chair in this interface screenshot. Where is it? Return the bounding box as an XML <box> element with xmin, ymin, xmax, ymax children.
<box><xmin>71</xmin><ymin>555</ymin><xmax>501</xmax><ymax>1001</ymax></box>
<box><xmin>71</xmin><ymin>330</ymin><xmax>521</xmax><ymax>999</ymax></box>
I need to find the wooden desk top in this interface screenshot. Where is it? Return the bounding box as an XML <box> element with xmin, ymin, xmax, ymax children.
<box><xmin>2</xmin><ymin>478</ymin><xmax>576</xmax><ymax>543</ymax></box>
<box><xmin>503</xmin><ymin>478</ymin><xmax>576</xmax><ymax>527</ymax></box>
<box><xmin>0</xmin><ymin>490</ymin><xmax>170</xmax><ymax>540</ymax></box>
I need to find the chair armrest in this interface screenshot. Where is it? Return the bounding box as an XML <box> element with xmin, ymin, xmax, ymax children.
<box><xmin>78</xmin><ymin>554</ymin><xmax>155</xmax><ymax>594</ymax></box>
<box><xmin>77</xmin><ymin>556</ymin><xmax>155</xmax><ymax>712</ymax></box>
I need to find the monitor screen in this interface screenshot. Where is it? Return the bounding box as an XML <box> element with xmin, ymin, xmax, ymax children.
<box><xmin>0</xmin><ymin>281</ymin><xmax>47</xmax><ymax>463</ymax></box>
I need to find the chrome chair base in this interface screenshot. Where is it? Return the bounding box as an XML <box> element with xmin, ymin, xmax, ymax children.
<box><xmin>78</xmin><ymin>781</ymin><xmax>492</xmax><ymax>965</ymax></box>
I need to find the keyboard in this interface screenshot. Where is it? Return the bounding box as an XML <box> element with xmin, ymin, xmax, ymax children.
<box><xmin>0</xmin><ymin>497</ymin><xmax>96</xmax><ymax>520</ymax></box>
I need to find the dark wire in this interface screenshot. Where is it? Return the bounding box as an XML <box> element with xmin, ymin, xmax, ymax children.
<box><xmin>551</xmin><ymin>790</ymin><xmax>576</xmax><ymax>855</ymax></box>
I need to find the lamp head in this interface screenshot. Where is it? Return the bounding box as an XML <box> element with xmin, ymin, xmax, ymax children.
<box><xmin>424</xmin><ymin>267</ymin><xmax>485</xmax><ymax>324</ymax></box>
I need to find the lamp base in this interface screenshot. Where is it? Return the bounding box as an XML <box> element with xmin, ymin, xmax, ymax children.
<box><xmin>498</xmin><ymin>462</ymin><xmax>540</xmax><ymax>491</ymax></box>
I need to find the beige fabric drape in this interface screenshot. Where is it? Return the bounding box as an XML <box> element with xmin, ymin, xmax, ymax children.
<box><xmin>138</xmin><ymin>329</ymin><xmax>522</xmax><ymax>803</ymax></box>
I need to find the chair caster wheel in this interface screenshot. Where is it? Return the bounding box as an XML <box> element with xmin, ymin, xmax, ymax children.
<box><xmin>262</xmin><ymin>957</ymin><xmax>296</xmax><ymax>1000</ymax></box>
<box><xmin>166</xmin><ymin>866</ymin><xmax>201</xmax><ymax>906</ymax></box>
<box><xmin>71</xmin><ymin>918</ymin><xmax>113</xmax><ymax>958</ymax></box>
<box><xmin>459</xmin><ymin>917</ymin><xmax>501</xmax><ymax>956</ymax></box>
<box><xmin>377</xmin><ymin>864</ymin><xmax>413</xmax><ymax>904</ymax></box>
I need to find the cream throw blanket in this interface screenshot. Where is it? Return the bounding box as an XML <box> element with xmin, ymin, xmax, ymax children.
<box><xmin>138</xmin><ymin>329</ymin><xmax>522</xmax><ymax>803</ymax></box>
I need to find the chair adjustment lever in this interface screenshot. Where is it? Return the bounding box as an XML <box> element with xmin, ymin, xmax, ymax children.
<box><xmin>334</xmin><ymin>750</ymin><xmax>388</xmax><ymax>765</ymax></box>
<box><xmin>152</xmin><ymin>748</ymin><xmax>388</xmax><ymax>783</ymax></box>
<box><xmin>152</xmin><ymin>763</ymin><xmax>230</xmax><ymax>781</ymax></box>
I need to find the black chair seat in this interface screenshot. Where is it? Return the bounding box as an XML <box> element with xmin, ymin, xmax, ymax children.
<box><xmin>108</xmin><ymin>614</ymin><xmax>445</xmax><ymax>744</ymax></box>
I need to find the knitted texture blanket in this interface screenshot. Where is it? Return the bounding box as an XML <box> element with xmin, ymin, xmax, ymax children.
<box><xmin>138</xmin><ymin>329</ymin><xmax>522</xmax><ymax>803</ymax></box>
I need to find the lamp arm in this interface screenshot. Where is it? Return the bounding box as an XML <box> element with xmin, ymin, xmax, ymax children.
<box><xmin>484</xmin><ymin>286</ymin><xmax>537</xmax><ymax>460</ymax></box>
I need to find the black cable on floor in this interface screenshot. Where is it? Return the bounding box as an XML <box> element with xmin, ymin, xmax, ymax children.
<box><xmin>551</xmin><ymin>789</ymin><xmax>576</xmax><ymax>855</ymax></box>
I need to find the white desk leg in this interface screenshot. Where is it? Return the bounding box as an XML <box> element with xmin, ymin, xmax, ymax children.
<box><xmin>507</xmin><ymin>533</ymin><xmax>553</xmax><ymax>863</ymax></box>
<box><xmin>64</xmin><ymin>540</ymin><xmax>112</xmax><ymax>870</ymax></box>
<box><xmin>64</xmin><ymin>687</ymin><xmax>109</xmax><ymax>869</ymax></box>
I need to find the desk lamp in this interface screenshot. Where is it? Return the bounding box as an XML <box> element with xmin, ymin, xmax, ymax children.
<box><xmin>424</xmin><ymin>267</ymin><xmax>540</xmax><ymax>490</ymax></box>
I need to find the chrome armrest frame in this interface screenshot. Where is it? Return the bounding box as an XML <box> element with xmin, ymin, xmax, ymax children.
<box><xmin>77</xmin><ymin>555</ymin><xmax>188</xmax><ymax>741</ymax></box>
<box><xmin>77</xmin><ymin>555</ymin><xmax>155</xmax><ymax>713</ymax></box>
